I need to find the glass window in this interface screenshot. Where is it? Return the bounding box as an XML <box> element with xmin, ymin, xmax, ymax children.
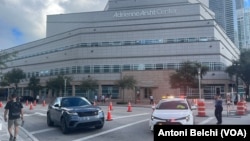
<box><xmin>145</xmin><ymin>64</ymin><xmax>154</xmax><ymax>70</ymax></box>
<box><xmin>113</xmin><ymin>65</ymin><xmax>120</xmax><ymax>73</ymax></box>
<box><xmin>156</xmin><ymin>64</ymin><xmax>164</xmax><ymax>70</ymax></box>
<box><xmin>199</xmin><ymin>37</ymin><xmax>208</xmax><ymax>42</ymax></box>
<box><xmin>91</xmin><ymin>42</ymin><xmax>99</xmax><ymax>47</ymax></box>
<box><xmin>72</xmin><ymin>66</ymin><xmax>77</xmax><ymax>74</ymax></box>
<box><xmin>94</xmin><ymin>65</ymin><xmax>101</xmax><ymax>73</ymax></box>
<box><xmin>77</xmin><ymin>66</ymin><xmax>81</xmax><ymax>74</ymax></box>
<box><xmin>133</xmin><ymin>64</ymin><xmax>139</xmax><ymax>70</ymax></box>
<box><xmin>102</xmin><ymin>42</ymin><xmax>110</xmax><ymax>47</ymax></box>
<box><xmin>167</xmin><ymin>39</ymin><xmax>175</xmax><ymax>43</ymax></box>
<box><xmin>54</xmin><ymin>68</ymin><xmax>59</xmax><ymax>75</ymax></box>
<box><xmin>104</xmin><ymin>65</ymin><xmax>111</xmax><ymax>73</ymax></box>
<box><xmin>50</xmin><ymin>69</ymin><xmax>54</xmax><ymax>76</ymax></box>
<box><xmin>66</xmin><ymin>67</ymin><xmax>70</xmax><ymax>74</ymax></box>
<box><xmin>27</xmin><ymin>72</ymin><xmax>30</xmax><ymax>78</ymax></box>
<box><xmin>123</xmin><ymin>64</ymin><xmax>131</xmax><ymax>71</ymax></box>
<box><xmin>188</xmin><ymin>38</ymin><xmax>197</xmax><ymax>42</ymax></box>
<box><xmin>84</xmin><ymin>66</ymin><xmax>91</xmax><ymax>73</ymax></box>
<box><xmin>113</xmin><ymin>41</ymin><xmax>122</xmax><ymax>46</ymax></box>
<box><xmin>60</xmin><ymin>68</ymin><xmax>65</xmax><ymax>75</ymax></box>
<box><xmin>157</xmin><ymin>101</ymin><xmax>188</xmax><ymax>110</ymax></box>
<box><xmin>81</xmin><ymin>43</ymin><xmax>88</xmax><ymax>47</ymax></box>
<box><xmin>167</xmin><ymin>63</ymin><xmax>176</xmax><ymax>70</ymax></box>
<box><xmin>214</xmin><ymin>62</ymin><xmax>221</xmax><ymax>71</ymax></box>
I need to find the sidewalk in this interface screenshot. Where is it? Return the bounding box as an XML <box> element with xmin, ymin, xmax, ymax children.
<box><xmin>0</xmin><ymin>113</ymin><xmax>38</xmax><ymax>141</ymax></box>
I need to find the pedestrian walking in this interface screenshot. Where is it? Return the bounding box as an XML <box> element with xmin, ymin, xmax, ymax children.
<box><xmin>149</xmin><ymin>95</ymin><xmax>154</xmax><ymax>104</ymax></box>
<box><xmin>214</xmin><ymin>94</ymin><xmax>223</xmax><ymax>125</ymax></box>
<box><xmin>4</xmin><ymin>93</ymin><xmax>24</xmax><ymax>141</ymax></box>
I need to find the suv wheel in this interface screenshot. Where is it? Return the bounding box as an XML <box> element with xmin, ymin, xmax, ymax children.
<box><xmin>61</xmin><ymin>118</ymin><xmax>69</xmax><ymax>134</ymax></box>
<box><xmin>47</xmin><ymin>113</ymin><xmax>54</xmax><ymax>127</ymax></box>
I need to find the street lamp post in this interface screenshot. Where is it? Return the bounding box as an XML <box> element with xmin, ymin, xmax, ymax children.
<box><xmin>64</xmin><ymin>78</ymin><xmax>67</xmax><ymax>96</ymax></box>
<box><xmin>198</xmin><ymin>68</ymin><xmax>201</xmax><ymax>99</ymax></box>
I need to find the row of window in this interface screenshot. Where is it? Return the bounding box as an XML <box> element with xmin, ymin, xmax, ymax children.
<box><xmin>14</xmin><ymin>37</ymin><xmax>216</xmax><ymax>61</ymax></box>
<box><xmin>25</xmin><ymin>62</ymin><xmax>225</xmax><ymax>78</ymax></box>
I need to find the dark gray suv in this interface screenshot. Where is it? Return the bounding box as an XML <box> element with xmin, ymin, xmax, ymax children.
<box><xmin>47</xmin><ymin>96</ymin><xmax>105</xmax><ymax>134</ymax></box>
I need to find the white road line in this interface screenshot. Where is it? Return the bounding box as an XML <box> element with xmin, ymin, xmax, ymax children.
<box><xmin>72</xmin><ymin>119</ymin><xmax>149</xmax><ymax>141</ymax></box>
<box><xmin>20</xmin><ymin>126</ymin><xmax>39</xmax><ymax>141</ymax></box>
<box><xmin>113</xmin><ymin>113</ymin><xmax>150</xmax><ymax>119</ymax></box>
<box><xmin>198</xmin><ymin>117</ymin><xmax>214</xmax><ymax>125</ymax></box>
<box><xmin>30</xmin><ymin>128</ymin><xmax>57</xmax><ymax>135</ymax></box>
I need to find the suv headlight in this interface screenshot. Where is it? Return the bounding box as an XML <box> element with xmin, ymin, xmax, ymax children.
<box><xmin>66</xmin><ymin>110</ymin><xmax>78</xmax><ymax>116</ymax></box>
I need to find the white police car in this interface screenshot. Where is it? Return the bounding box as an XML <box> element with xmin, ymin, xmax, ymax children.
<box><xmin>149</xmin><ymin>97</ymin><xmax>196</xmax><ymax>131</ymax></box>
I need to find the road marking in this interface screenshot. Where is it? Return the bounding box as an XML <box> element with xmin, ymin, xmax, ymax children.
<box><xmin>20</xmin><ymin>126</ymin><xmax>39</xmax><ymax>141</ymax></box>
<box><xmin>113</xmin><ymin>113</ymin><xmax>150</xmax><ymax>119</ymax></box>
<box><xmin>72</xmin><ymin>119</ymin><xmax>149</xmax><ymax>141</ymax></box>
<box><xmin>30</xmin><ymin>128</ymin><xmax>57</xmax><ymax>135</ymax></box>
<box><xmin>198</xmin><ymin>117</ymin><xmax>214</xmax><ymax>125</ymax></box>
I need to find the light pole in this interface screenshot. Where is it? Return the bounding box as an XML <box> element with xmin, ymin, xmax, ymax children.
<box><xmin>64</xmin><ymin>78</ymin><xmax>67</xmax><ymax>96</ymax></box>
<box><xmin>198</xmin><ymin>67</ymin><xmax>201</xmax><ymax>99</ymax></box>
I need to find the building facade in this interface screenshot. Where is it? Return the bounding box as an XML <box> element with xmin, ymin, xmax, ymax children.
<box><xmin>0</xmin><ymin>0</ymin><xmax>240</xmax><ymax>102</ymax></box>
<box><xmin>209</xmin><ymin>0</ymin><xmax>239</xmax><ymax>47</ymax></box>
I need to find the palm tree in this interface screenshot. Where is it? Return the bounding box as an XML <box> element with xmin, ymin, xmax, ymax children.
<box><xmin>115</xmin><ymin>75</ymin><xmax>137</xmax><ymax>102</ymax></box>
<box><xmin>169</xmin><ymin>61</ymin><xmax>208</xmax><ymax>96</ymax></box>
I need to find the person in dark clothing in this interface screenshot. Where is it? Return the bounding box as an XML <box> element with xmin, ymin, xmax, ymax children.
<box><xmin>4</xmin><ymin>93</ymin><xmax>24</xmax><ymax>141</ymax></box>
<box><xmin>214</xmin><ymin>95</ymin><xmax>223</xmax><ymax>125</ymax></box>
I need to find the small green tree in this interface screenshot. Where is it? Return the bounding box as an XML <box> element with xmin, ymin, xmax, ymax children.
<box><xmin>46</xmin><ymin>75</ymin><xmax>72</xmax><ymax>97</ymax></box>
<box><xmin>79</xmin><ymin>77</ymin><xmax>98</xmax><ymax>100</ymax></box>
<box><xmin>27</xmin><ymin>76</ymin><xmax>41</xmax><ymax>97</ymax></box>
<box><xmin>4</xmin><ymin>68</ymin><xmax>26</xmax><ymax>92</ymax></box>
<box><xmin>115</xmin><ymin>75</ymin><xmax>137</xmax><ymax>102</ymax></box>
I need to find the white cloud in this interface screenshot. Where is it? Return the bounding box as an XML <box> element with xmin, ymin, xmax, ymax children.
<box><xmin>0</xmin><ymin>0</ymin><xmax>108</xmax><ymax>50</ymax></box>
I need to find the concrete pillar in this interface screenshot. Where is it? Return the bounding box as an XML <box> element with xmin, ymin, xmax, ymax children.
<box><xmin>72</xmin><ymin>85</ymin><xmax>75</xmax><ymax>96</ymax></box>
<box><xmin>98</xmin><ymin>84</ymin><xmax>102</xmax><ymax>97</ymax></box>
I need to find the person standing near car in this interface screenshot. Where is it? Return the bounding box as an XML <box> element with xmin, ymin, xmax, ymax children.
<box><xmin>214</xmin><ymin>94</ymin><xmax>223</xmax><ymax>125</ymax></box>
<box><xmin>4</xmin><ymin>93</ymin><xmax>24</xmax><ymax>141</ymax></box>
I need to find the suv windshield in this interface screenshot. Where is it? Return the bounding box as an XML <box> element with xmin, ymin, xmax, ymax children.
<box><xmin>61</xmin><ymin>97</ymin><xmax>91</xmax><ymax>107</ymax></box>
<box><xmin>157</xmin><ymin>100</ymin><xmax>188</xmax><ymax>110</ymax></box>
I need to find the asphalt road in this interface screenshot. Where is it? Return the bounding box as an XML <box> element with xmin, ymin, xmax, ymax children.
<box><xmin>1</xmin><ymin>101</ymin><xmax>250</xmax><ymax>141</ymax></box>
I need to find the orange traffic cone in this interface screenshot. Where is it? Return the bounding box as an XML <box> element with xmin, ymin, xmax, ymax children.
<box><xmin>42</xmin><ymin>100</ymin><xmax>46</xmax><ymax>107</ymax></box>
<box><xmin>0</xmin><ymin>101</ymin><xmax>3</xmax><ymax>108</ymax></box>
<box><xmin>26</xmin><ymin>100</ymin><xmax>29</xmax><ymax>106</ymax></box>
<box><xmin>34</xmin><ymin>100</ymin><xmax>37</xmax><ymax>106</ymax></box>
<box><xmin>106</xmin><ymin>107</ymin><xmax>112</xmax><ymax>121</ymax></box>
<box><xmin>127</xmin><ymin>102</ymin><xmax>132</xmax><ymax>112</ymax></box>
<box><xmin>30</xmin><ymin>103</ymin><xmax>33</xmax><ymax>110</ymax></box>
<box><xmin>109</xmin><ymin>101</ymin><xmax>113</xmax><ymax>111</ymax></box>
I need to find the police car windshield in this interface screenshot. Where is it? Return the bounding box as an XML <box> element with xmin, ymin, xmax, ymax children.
<box><xmin>157</xmin><ymin>100</ymin><xmax>188</xmax><ymax>110</ymax></box>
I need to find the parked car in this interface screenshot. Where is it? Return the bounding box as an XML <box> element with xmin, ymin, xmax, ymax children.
<box><xmin>149</xmin><ymin>96</ymin><xmax>196</xmax><ymax>131</ymax></box>
<box><xmin>20</xmin><ymin>96</ymin><xmax>34</xmax><ymax>102</ymax></box>
<box><xmin>47</xmin><ymin>96</ymin><xmax>105</xmax><ymax>134</ymax></box>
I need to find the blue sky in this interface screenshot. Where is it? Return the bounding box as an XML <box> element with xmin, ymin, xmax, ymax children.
<box><xmin>245</xmin><ymin>0</ymin><xmax>250</xmax><ymax>7</ymax></box>
<box><xmin>0</xmin><ymin>0</ymin><xmax>108</xmax><ymax>50</ymax></box>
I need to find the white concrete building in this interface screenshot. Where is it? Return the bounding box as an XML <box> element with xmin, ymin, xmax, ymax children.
<box><xmin>1</xmin><ymin>0</ymin><xmax>240</xmax><ymax>101</ymax></box>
